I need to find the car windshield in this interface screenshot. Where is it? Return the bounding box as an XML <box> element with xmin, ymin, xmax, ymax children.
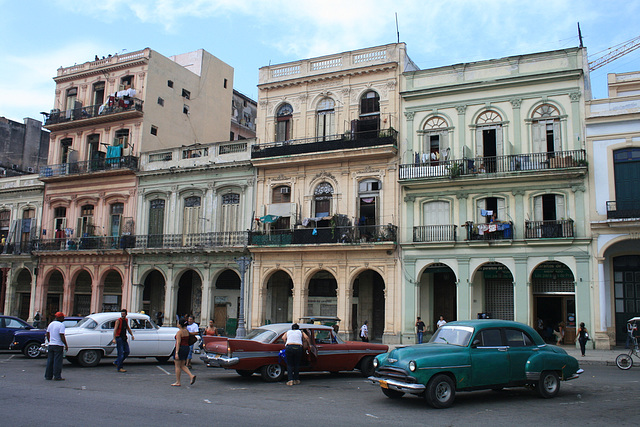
<box><xmin>244</xmin><ymin>328</ymin><xmax>278</xmax><ymax>343</ymax></box>
<box><xmin>429</xmin><ymin>325</ymin><xmax>474</xmax><ymax>346</ymax></box>
<box><xmin>75</xmin><ymin>318</ymin><xmax>98</xmax><ymax>329</ymax></box>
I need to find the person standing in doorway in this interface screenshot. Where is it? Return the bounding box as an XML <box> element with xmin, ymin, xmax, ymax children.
<box><xmin>437</xmin><ymin>316</ymin><xmax>447</xmax><ymax>328</ymax></box>
<box><xmin>112</xmin><ymin>309</ymin><xmax>135</xmax><ymax>372</ymax></box>
<box><xmin>415</xmin><ymin>317</ymin><xmax>426</xmax><ymax>344</ymax></box>
<box><xmin>576</xmin><ymin>322</ymin><xmax>589</xmax><ymax>357</ymax></box>
<box><xmin>360</xmin><ymin>320</ymin><xmax>369</xmax><ymax>342</ymax></box>
<box><xmin>186</xmin><ymin>316</ymin><xmax>199</xmax><ymax>369</ymax></box>
<box><xmin>44</xmin><ymin>312</ymin><xmax>68</xmax><ymax>381</ymax></box>
<box><xmin>33</xmin><ymin>311</ymin><xmax>42</xmax><ymax>328</ymax></box>
<box><xmin>156</xmin><ymin>311</ymin><xmax>164</xmax><ymax>327</ymax></box>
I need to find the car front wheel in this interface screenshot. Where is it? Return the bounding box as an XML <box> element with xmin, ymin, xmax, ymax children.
<box><xmin>78</xmin><ymin>349</ymin><xmax>102</xmax><ymax>367</ymax></box>
<box><xmin>23</xmin><ymin>342</ymin><xmax>42</xmax><ymax>359</ymax></box>
<box><xmin>260</xmin><ymin>363</ymin><xmax>284</xmax><ymax>382</ymax></box>
<box><xmin>538</xmin><ymin>371</ymin><xmax>560</xmax><ymax>398</ymax></box>
<box><xmin>425</xmin><ymin>374</ymin><xmax>456</xmax><ymax>409</ymax></box>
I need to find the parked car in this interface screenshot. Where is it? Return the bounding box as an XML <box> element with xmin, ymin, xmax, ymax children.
<box><xmin>60</xmin><ymin>312</ymin><xmax>179</xmax><ymax>367</ymax></box>
<box><xmin>1</xmin><ymin>315</ymin><xmax>45</xmax><ymax>358</ymax></box>
<box><xmin>369</xmin><ymin>319</ymin><xmax>583</xmax><ymax>408</ymax></box>
<box><xmin>36</xmin><ymin>316</ymin><xmax>84</xmax><ymax>357</ymax></box>
<box><xmin>201</xmin><ymin>323</ymin><xmax>388</xmax><ymax>382</ymax></box>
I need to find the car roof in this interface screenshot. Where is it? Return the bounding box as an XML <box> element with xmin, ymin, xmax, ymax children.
<box><xmin>445</xmin><ymin>319</ymin><xmax>539</xmax><ymax>332</ymax></box>
<box><xmin>86</xmin><ymin>312</ymin><xmax>150</xmax><ymax>322</ymax></box>
<box><xmin>252</xmin><ymin>323</ymin><xmax>333</xmax><ymax>336</ymax></box>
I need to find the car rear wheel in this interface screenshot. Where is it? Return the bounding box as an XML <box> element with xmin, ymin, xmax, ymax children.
<box><xmin>67</xmin><ymin>356</ymin><xmax>81</xmax><ymax>366</ymax></box>
<box><xmin>236</xmin><ymin>369</ymin><xmax>254</xmax><ymax>377</ymax></box>
<box><xmin>537</xmin><ymin>371</ymin><xmax>560</xmax><ymax>398</ymax></box>
<box><xmin>23</xmin><ymin>342</ymin><xmax>42</xmax><ymax>359</ymax></box>
<box><xmin>382</xmin><ymin>388</ymin><xmax>405</xmax><ymax>399</ymax></box>
<box><xmin>156</xmin><ymin>356</ymin><xmax>171</xmax><ymax>363</ymax></box>
<box><xmin>78</xmin><ymin>349</ymin><xmax>102</xmax><ymax>367</ymax></box>
<box><xmin>260</xmin><ymin>363</ymin><xmax>284</xmax><ymax>382</ymax></box>
<box><xmin>616</xmin><ymin>354</ymin><xmax>633</xmax><ymax>370</ymax></box>
<box><xmin>359</xmin><ymin>356</ymin><xmax>375</xmax><ymax>377</ymax></box>
<box><xmin>425</xmin><ymin>374</ymin><xmax>456</xmax><ymax>409</ymax></box>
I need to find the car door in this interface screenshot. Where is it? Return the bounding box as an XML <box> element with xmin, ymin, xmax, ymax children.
<box><xmin>0</xmin><ymin>317</ymin><xmax>30</xmax><ymax>349</ymax></box>
<box><xmin>128</xmin><ymin>318</ymin><xmax>158</xmax><ymax>356</ymax></box>
<box><xmin>311</xmin><ymin>328</ymin><xmax>352</xmax><ymax>371</ymax></box>
<box><xmin>470</xmin><ymin>328</ymin><xmax>510</xmax><ymax>387</ymax></box>
<box><xmin>99</xmin><ymin>319</ymin><xmax>117</xmax><ymax>355</ymax></box>
<box><xmin>0</xmin><ymin>317</ymin><xmax>9</xmax><ymax>348</ymax></box>
<box><xmin>505</xmin><ymin>328</ymin><xmax>537</xmax><ymax>382</ymax></box>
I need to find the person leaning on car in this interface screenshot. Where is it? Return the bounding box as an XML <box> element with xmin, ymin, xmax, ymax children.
<box><xmin>44</xmin><ymin>312</ymin><xmax>68</xmax><ymax>381</ymax></box>
<box><xmin>111</xmin><ymin>309</ymin><xmax>135</xmax><ymax>372</ymax></box>
<box><xmin>283</xmin><ymin>323</ymin><xmax>310</xmax><ymax>386</ymax></box>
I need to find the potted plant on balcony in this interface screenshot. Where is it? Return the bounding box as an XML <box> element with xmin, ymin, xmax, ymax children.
<box><xmin>448</xmin><ymin>163</ymin><xmax>462</xmax><ymax>179</ymax></box>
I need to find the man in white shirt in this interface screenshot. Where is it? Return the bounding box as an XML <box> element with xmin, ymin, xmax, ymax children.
<box><xmin>186</xmin><ymin>316</ymin><xmax>199</xmax><ymax>368</ymax></box>
<box><xmin>45</xmin><ymin>312</ymin><xmax>68</xmax><ymax>381</ymax></box>
<box><xmin>360</xmin><ymin>320</ymin><xmax>369</xmax><ymax>342</ymax></box>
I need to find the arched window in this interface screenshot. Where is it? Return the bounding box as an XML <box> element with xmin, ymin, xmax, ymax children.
<box><xmin>314</xmin><ymin>182</ymin><xmax>334</xmax><ymax>218</ymax></box>
<box><xmin>532</xmin><ymin>104</ymin><xmax>561</xmax><ymax>154</ymax></box>
<box><xmin>78</xmin><ymin>204</ymin><xmax>94</xmax><ymax>236</ymax></box>
<box><xmin>316</xmin><ymin>98</ymin><xmax>335</xmax><ymax>140</ymax></box>
<box><xmin>357</xmin><ymin>91</ymin><xmax>380</xmax><ymax>138</ymax></box>
<box><xmin>183</xmin><ymin>196</ymin><xmax>202</xmax><ymax>236</ymax></box>
<box><xmin>276</xmin><ymin>103</ymin><xmax>293</xmax><ymax>142</ymax></box>
<box><xmin>221</xmin><ymin>193</ymin><xmax>240</xmax><ymax>232</ymax></box>
<box><xmin>110</xmin><ymin>203</ymin><xmax>124</xmax><ymax>236</ymax></box>
<box><xmin>422</xmin><ymin>116</ymin><xmax>449</xmax><ymax>164</ymax></box>
<box><xmin>358</xmin><ymin>179</ymin><xmax>380</xmax><ymax>226</ymax></box>
<box><xmin>476</xmin><ymin>196</ymin><xmax>505</xmax><ymax>224</ymax></box>
<box><xmin>148</xmin><ymin>199</ymin><xmax>165</xmax><ymax>247</ymax></box>
<box><xmin>475</xmin><ymin>111</ymin><xmax>503</xmax><ymax>172</ymax></box>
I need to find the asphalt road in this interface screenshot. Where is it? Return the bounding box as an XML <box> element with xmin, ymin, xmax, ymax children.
<box><xmin>1</xmin><ymin>351</ymin><xmax>639</xmax><ymax>427</ymax></box>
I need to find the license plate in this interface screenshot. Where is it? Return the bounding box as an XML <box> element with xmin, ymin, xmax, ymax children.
<box><xmin>214</xmin><ymin>354</ymin><xmax>221</xmax><ymax>359</ymax></box>
<box><xmin>380</xmin><ymin>380</ymin><xmax>388</xmax><ymax>389</ymax></box>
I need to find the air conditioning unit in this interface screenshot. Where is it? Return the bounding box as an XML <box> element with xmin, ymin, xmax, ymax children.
<box><xmin>280</xmin><ymin>187</ymin><xmax>290</xmax><ymax>194</ymax></box>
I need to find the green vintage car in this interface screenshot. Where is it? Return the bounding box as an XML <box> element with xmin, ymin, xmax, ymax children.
<box><xmin>369</xmin><ymin>319</ymin><xmax>583</xmax><ymax>408</ymax></box>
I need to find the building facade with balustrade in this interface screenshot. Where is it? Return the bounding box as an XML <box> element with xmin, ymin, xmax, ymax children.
<box><xmin>250</xmin><ymin>43</ymin><xmax>418</xmax><ymax>343</ymax></box>
<box><xmin>398</xmin><ymin>47</ymin><xmax>593</xmax><ymax>345</ymax></box>
<box><xmin>128</xmin><ymin>139</ymin><xmax>256</xmax><ymax>330</ymax></box>
<box><xmin>586</xmin><ymin>71</ymin><xmax>640</xmax><ymax>349</ymax></box>
<box><xmin>32</xmin><ymin>48</ymin><xmax>235</xmax><ymax>323</ymax></box>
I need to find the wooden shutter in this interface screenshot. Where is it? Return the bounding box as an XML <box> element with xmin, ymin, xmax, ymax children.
<box><xmin>534</xmin><ymin>195</ymin><xmax>543</xmax><ymax>221</ymax></box>
<box><xmin>555</xmin><ymin>194</ymin><xmax>565</xmax><ymax>219</ymax></box>
<box><xmin>476</xmin><ymin>199</ymin><xmax>486</xmax><ymax>223</ymax></box>
<box><xmin>496</xmin><ymin>127</ymin><xmax>504</xmax><ymax>156</ymax></box>
<box><xmin>475</xmin><ymin>128</ymin><xmax>483</xmax><ymax>157</ymax></box>
<box><xmin>497</xmin><ymin>198</ymin><xmax>506</xmax><ymax>220</ymax></box>
<box><xmin>553</xmin><ymin>121</ymin><xmax>561</xmax><ymax>151</ymax></box>
<box><xmin>532</xmin><ymin>122</ymin><xmax>545</xmax><ymax>153</ymax></box>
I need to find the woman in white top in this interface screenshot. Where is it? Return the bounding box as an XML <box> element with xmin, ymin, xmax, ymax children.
<box><xmin>282</xmin><ymin>323</ymin><xmax>309</xmax><ymax>386</ymax></box>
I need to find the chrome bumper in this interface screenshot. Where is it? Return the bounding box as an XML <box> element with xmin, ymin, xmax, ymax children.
<box><xmin>566</xmin><ymin>368</ymin><xmax>584</xmax><ymax>380</ymax></box>
<box><xmin>368</xmin><ymin>376</ymin><xmax>426</xmax><ymax>393</ymax></box>
<box><xmin>200</xmin><ymin>353</ymin><xmax>239</xmax><ymax>368</ymax></box>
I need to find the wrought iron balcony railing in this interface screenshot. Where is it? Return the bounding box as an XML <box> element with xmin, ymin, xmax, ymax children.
<box><xmin>0</xmin><ymin>241</ymin><xmax>34</xmax><ymax>255</ymax></box>
<box><xmin>251</xmin><ymin>128</ymin><xmax>397</xmax><ymax>159</ymax></box>
<box><xmin>607</xmin><ymin>201</ymin><xmax>640</xmax><ymax>219</ymax></box>
<box><xmin>40</xmin><ymin>156</ymin><xmax>138</xmax><ymax>178</ymax></box>
<box><xmin>249</xmin><ymin>224</ymin><xmax>397</xmax><ymax>246</ymax></box>
<box><xmin>464</xmin><ymin>221</ymin><xmax>514</xmax><ymax>241</ymax></box>
<box><xmin>413</xmin><ymin>225</ymin><xmax>457</xmax><ymax>242</ymax></box>
<box><xmin>45</xmin><ymin>98</ymin><xmax>143</xmax><ymax>126</ymax></box>
<box><xmin>399</xmin><ymin>149</ymin><xmax>586</xmax><ymax>180</ymax></box>
<box><xmin>34</xmin><ymin>236</ymin><xmax>136</xmax><ymax>251</ymax></box>
<box><xmin>525</xmin><ymin>220</ymin><xmax>574</xmax><ymax>238</ymax></box>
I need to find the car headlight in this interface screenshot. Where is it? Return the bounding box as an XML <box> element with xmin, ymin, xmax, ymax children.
<box><xmin>409</xmin><ymin>360</ymin><xmax>417</xmax><ymax>372</ymax></box>
<box><xmin>373</xmin><ymin>358</ymin><xmax>379</xmax><ymax>368</ymax></box>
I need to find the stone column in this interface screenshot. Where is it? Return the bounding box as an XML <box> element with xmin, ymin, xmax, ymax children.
<box><xmin>510</xmin><ymin>98</ymin><xmax>522</xmax><ymax>154</ymax></box>
<box><xmin>513</xmin><ymin>256</ymin><xmax>528</xmax><ymax>324</ymax></box>
<box><xmin>163</xmin><ymin>264</ymin><xmax>177</xmax><ymax>326</ymax></box>
<box><xmin>404</xmin><ymin>195</ymin><xmax>415</xmax><ymax>244</ymax></box>
<box><xmin>457</xmin><ymin>258</ymin><xmax>471</xmax><ymax>320</ymax></box>
<box><xmin>404</xmin><ymin>111</ymin><xmax>415</xmax><ymax>163</ymax></box>
<box><xmin>401</xmin><ymin>260</ymin><xmax>416</xmax><ymax>344</ymax></box>
<box><xmin>512</xmin><ymin>190</ymin><xmax>525</xmax><ymax>240</ymax></box>
<box><xmin>571</xmin><ymin>185</ymin><xmax>586</xmax><ymax>238</ymax></box>
<box><xmin>200</xmin><ymin>262</ymin><xmax>212</xmax><ymax>326</ymax></box>
<box><xmin>455</xmin><ymin>105</ymin><xmax>467</xmax><ymax>155</ymax></box>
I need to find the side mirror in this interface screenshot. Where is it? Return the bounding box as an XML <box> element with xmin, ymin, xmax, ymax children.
<box><xmin>471</xmin><ymin>339</ymin><xmax>481</xmax><ymax>348</ymax></box>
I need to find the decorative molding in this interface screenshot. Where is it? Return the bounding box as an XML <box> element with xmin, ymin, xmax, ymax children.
<box><xmin>404</xmin><ymin>111</ymin><xmax>415</xmax><ymax>120</ymax></box>
<box><xmin>455</xmin><ymin>104</ymin><xmax>467</xmax><ymax>114</ymax></box>
<box><xmin>510</xmin><ymin>98</ymin><xmax>522</xmax><ymax>108</ymax></box>
<box><xmin>569</xmin><ymin>91</ymin><xmax>581</xmax><ymax>102</ymax></box>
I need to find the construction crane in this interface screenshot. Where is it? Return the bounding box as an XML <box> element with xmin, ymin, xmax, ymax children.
<box><xmin>588</xmin><ymin>35</ymin><xmax>640</xmax><ymax>72</ymax></box>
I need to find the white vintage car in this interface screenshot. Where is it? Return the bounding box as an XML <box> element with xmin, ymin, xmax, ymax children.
<box><xmin>63</xmin><ymin>312</ymin><xmax>179</xmax><ymax>367</ymax></box>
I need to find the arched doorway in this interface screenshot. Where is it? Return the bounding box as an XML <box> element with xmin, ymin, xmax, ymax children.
<box><xmin>611</xmin><ymin>254</ymin><xmax>640</xmax><ymax>344</ymax></box>
<box><xmin>73</xmin><ymin>270</ymin><xmax>92</xmax><ymax>316</ymax></box>
<box><xmin>15</xmin><ymin>269</ymin><xmax>32</xmax><ymax>320</ymax></box>
<box><xmin>307</xmin><ymin>270</ymin><xmax>337</xmax><ymax>318</ymax></box>
<box><xmin>177</xmin><ymin>270</ymin><xmax>202</xmax><ymax>320</ymax></box>
<box><xmin>266</xmin><ymin>271</ymin><xmax>293</xmax><ymax>324</ymax></box>
<box><xmin>417</xmin><ymin>263</ymin><xmax>457</xmax><ymax>333</ymax></box>
<box><xmin>213</xmin><ymin>270</ymin><xmax>240</xmax><ymax>334</ymax></box>
<box><xmin>352</xmin><ymin>270</ymin><xmax>385</xmax><ymax>341</ymax></box>
<box><xmin>142</xmin><ymin>270</ymin><xmax>165</xmax><ymax>322</ymax></box>
<box><xmin>476</xmin><ymin>262</ymin><xmax>513</xmax><ymax>320</ymax></box>
<box><xmin>46</xmin><ymin>271</ymin><xmax>64</xmax><ymax>323</ymax></box>
<box><xmin>102</xmin><ymin>270</ymin><xmax>122</xmax><ymax>312</ymax></box>
<box><xmin>531</xmin><ymin>261</ymin><xmax>576</xmax><ymax>344</ymax></box>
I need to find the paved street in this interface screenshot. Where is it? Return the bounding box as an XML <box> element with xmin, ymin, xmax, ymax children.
<box><xmin>1</xmin><ymin>350</ymin><xmax>639</xmax><ymax>427</ymax></box>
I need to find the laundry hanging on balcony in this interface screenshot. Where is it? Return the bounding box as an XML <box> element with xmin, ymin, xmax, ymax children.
<box><xmin>106</xmin><ymin>145</ymin><xmax>122</xmax><ymax>166</ymax></box>
<box><xmin>259</xmin><ymin>215</ymin><xmax>280</xmax><ymax>223</ymax></box>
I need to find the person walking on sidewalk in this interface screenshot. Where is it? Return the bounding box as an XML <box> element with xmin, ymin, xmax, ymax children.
<box><xmin>44</xmin><ymin>312</ymin><xmax>68</xmax><ymax>381</ymax></box>
<box><xmin>112</xmin><ymin>309</ymin><xmax>135</xmax><ymax>372</ymax></box>
<box><xmin>415</xmin><ymin>317</ymin><xmax>426</xmax><ymax>344</ymax></box>
<box><xmin>186</xmin><ymin>316</ymin><xmax>199</xmax><ymax>368</ymax></box>
<box><xmin>360</xmin><ymin>320</ymin><xmax>369</xmax><ymax>342</ymax></box>
<box><xmin>171</xmin><ymin>318</ymin><xmax>196</xmax><ymax>387</ymax></box>
<box><xmin>577</xmin><ymin>322</ymin><xmax>589</xmax><ymax>357</ymax></box>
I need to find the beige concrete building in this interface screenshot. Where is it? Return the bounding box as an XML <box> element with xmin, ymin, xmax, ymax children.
<box><xmin>250</xmin><ymin>43</ymin><xmax>418</xmax><ymax>342</ymax></box>
<box><xmin>586</xmin><ymin>71</ymin><xmax>640</xmax><ymax>348</ymax></box>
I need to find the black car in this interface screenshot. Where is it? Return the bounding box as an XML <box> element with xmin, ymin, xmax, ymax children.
<box><xmin>1</xmin><ymin>315</ymin><xmax>45</xmax><ymax>358</ymax></box>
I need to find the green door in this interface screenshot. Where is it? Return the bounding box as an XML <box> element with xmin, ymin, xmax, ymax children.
<box><xmin>470</xmin><ymin>328</ymin><xmax>510</xmax><ymax>387</ymax></box>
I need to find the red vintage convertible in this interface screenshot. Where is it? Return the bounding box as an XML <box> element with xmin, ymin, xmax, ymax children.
<box><xmin>200</xmin><ymin>323</ymin><xmax>388</xmax><ymax>381</ymax></box>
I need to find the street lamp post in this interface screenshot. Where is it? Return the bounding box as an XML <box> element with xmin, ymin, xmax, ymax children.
<box><xmin>235</xmin><ymin>255</ymin><xmax>252</xmax><ymax>338</ymax></box>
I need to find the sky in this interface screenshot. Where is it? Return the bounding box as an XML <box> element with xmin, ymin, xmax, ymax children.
<box><xmin>1</xmin><ymin>0</ymin><xmax>639</xmax><ymax>124</ymax></box>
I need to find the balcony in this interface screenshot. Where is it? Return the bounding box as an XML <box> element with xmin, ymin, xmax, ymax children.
<box><xmin>0</xmin><ymin>241</ymin><xmax>34</xmax><ymax>255</ymax></box>
<box><xmin>34</xmin><ymin>232</ymin><xmax>248</xmax><ymax>252</ymax></box>
<box><xmin>249</xmin><ymin>224</ymin><xmax>397</xmax><ymax>246</ymax></box>
<box><xmin>251</xmin><ymin>128</ymin><xmax>397</xmax><ymax>159</ymax></box>
<box><xmin>40</xmin><ymin>156</ymin><xmax>138</xmax><ymax>179</ymax></box>
<box><xmin>399</xmin><ymin>149</ymin><xmax>586</xmax><ymax>181</ymax></box>
<box><xmin>607</xmin><ymin>201</ymin><xmax>640</xmax><ymax>219</ymax></box>
<box><xmin>525</xmin><ymin>220</ymin><xmax>574</xmax><ymax>238</ymax></box>
<box><xmin>464</xmin><ymin>221</ymin><xmax>513</xmax><ymax>241</ymax></box>
<box><xmin>413</xmin><ymin>225</ymin><xmax>457</xmax><ymax>243</ymax></box>
<box><xmin>44</xmin><ymin>98</ymin><xmax>144</xmax><ymax>131</ymax></box>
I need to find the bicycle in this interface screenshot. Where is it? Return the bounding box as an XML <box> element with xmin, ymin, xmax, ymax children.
<box><xmin>616</xmin><ymin>336</ymin><xmax>640</xmax><ymax>370</ymax></box>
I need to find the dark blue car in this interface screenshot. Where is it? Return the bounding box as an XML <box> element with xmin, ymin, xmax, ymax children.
<box><xmin>1</xmin><ymin>315</ymin><xmax>45</xmax><ymax>358</ymax></box>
